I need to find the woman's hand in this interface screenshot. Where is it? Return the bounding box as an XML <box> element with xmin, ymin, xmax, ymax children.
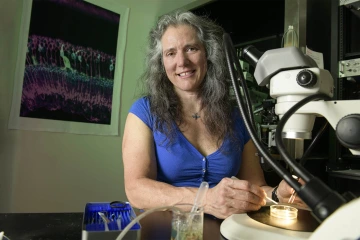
<box><xmin>277</xmin><ymin>179</ymin><xmax>308</xmax><ymax>207</ymax></box>
<box><xmin>204</xmin><ymin>177</ymin><xmax>267</xmax><ymax>219</ymax></box>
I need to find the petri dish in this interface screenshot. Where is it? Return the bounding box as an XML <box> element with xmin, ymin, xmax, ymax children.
<box><xmin>270</xmin><ymin>205</ymin><xmax>298</xmax><ymax>220</ymax></box>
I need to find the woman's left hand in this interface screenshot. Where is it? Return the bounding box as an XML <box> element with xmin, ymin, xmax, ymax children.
<box><xmin>276</xmin><ymin>179</ymin><xmax>308</xmax><ymax>207</ymax></box>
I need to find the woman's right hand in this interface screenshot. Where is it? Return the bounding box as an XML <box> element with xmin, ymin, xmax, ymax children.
<box><xmin>204</xmin><ymin>177</ymin><xmax>267</xmax><ymax>219</ymax></box>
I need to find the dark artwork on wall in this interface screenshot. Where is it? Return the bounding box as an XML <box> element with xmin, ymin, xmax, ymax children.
<box><xmin>21</xmin><ymin>0</ymin><xmax>120</xmax><ymax>125</ymax></box>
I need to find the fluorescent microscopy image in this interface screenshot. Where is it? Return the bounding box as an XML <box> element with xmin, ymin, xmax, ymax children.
<box><xmin>20</xmin><ymin>0</ymin><xmax>120</xmax><ymax>125</ymax></box>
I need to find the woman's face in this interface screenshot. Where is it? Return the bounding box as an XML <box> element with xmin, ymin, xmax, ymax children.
<box><xmin>161</xmin><ymin>24</ymin><xmax>207</xmax><ymax>95</ymax></box>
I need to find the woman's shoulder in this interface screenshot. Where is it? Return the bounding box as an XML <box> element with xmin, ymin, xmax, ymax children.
<box><xmin>231</xmin><ymin>106</ymin><xmax>242</xmax><ymax>120</ymax></box>
<box><xmin>231</xmin><ymin>106</ymin><xmax>251</xmax><ymax>143</ymax></box>
<box><xmin>133</xmin><ymin>96</ymin><xmax>150</xmax><ymax>104</ymax></box>
<box><xmin>231</xmin><ymin>107</ymin><xmax>247</xmax><ymax>129</ymax></box>
<box><xmin>130</xmin><ymin>96</ymin><xmax>150</xmax><ymax>111</ymax></box>
<box><xmin>129</xmin><ymin>96</ymin><xmax>154</xmax><ymax>128</ymax></box>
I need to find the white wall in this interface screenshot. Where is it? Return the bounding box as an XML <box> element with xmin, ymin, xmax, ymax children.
<box><xmin>0</xmin><ymin>0</ymin><xmax>211</xmax><ymax>213</ymax></box>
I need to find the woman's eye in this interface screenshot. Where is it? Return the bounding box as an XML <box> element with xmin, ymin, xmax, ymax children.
<box><xmin>187</xmin><ymin>47</ymin><xmax>197</xmax><ymax>52</ymax></box>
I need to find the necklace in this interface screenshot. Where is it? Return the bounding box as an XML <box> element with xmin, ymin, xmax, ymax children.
<box><xmin>191</xmin><ymin>113</ymin><xmax>201</xmax><ymax>120</ymax></box>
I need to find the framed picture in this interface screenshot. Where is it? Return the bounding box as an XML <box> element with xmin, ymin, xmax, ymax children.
<box><xmin>8</xmin><ymin>0</ymin><xmax>129</xmax><ymax>135</ymax></box>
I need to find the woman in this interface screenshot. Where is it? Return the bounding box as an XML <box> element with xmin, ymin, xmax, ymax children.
<box><xmin>122</xmin><ymin>10</ymin><xmax>299</xmax><ymax>219</ymax></box>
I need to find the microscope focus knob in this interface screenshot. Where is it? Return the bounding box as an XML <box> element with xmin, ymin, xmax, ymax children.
<box><xmin>336</xmin><ymin>114</ymin><xmax>360</xmax><ymax>150</ymax></box>
<box><xmin>296</xmin><ymin>69</ymin><xmax>317</xmax><ymax>88</ymax></box>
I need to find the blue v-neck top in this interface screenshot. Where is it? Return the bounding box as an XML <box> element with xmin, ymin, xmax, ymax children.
<box><xmin>129</xmin><ymin>97</ymin><xmax>250</xmax><ymax>188</ymax></box>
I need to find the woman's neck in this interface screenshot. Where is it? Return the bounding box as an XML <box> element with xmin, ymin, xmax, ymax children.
<box><xmin>179</xmin><ymin>96</ymin><xmax>202</xmax><ymax>118</ymax></box>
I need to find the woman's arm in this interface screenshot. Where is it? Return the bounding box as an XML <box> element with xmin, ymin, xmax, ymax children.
<box><xmin>122</xmin><ymin>113</ymin><xmax>198</xmax><ymax>209</ymax></box>
<box><xmin>238</xmin><ymin>139</ymin><xmax>307</xmax><ymax>206</ymax></box>
<box><xmin>123</xmin><ymin>114</ymin><xmax>268</xmax><ymax>218</ymax></box>
<box><xmin>203</xmin><ymin>140</ymin><xmax>268</xmax><ymax>218</ymax></box>
<box><xmin>236</xmin><ymin>139</ymin><xmax>274</xmax><ymax>199</ymax></box>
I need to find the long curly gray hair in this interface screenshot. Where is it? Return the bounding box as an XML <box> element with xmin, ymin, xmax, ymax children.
<box><xmin>141</xmin><ymin>10</ymin><xmax>236</xmax><ymax>146</ymax></box>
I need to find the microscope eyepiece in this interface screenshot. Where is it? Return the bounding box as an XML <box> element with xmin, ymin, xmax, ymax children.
<box><xmin>242</xmin><ymin>45</ymin><xmax>263</xmax><ymax>68</ymax></box>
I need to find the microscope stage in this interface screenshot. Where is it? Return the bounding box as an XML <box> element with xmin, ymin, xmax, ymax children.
<box><xmin>220</xmin><ymin>205</ymin><xmax>317</xmax><ymax>240</ymax></box>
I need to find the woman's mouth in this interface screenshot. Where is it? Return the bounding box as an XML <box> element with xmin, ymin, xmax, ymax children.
<box><xmin>177</xmin><ymin>70</ymin><xmax>195</xmax><ymax>77</ymax></box>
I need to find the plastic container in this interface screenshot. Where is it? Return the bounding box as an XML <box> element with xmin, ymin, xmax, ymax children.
<box><xmin>270</xmin><ymin>205</ymin><xmax>298</xmax><ymax>220</ymax></box>
<box><xmin>81</xmin><ymin>201</ymin><xmax>140</xmax><ymax>240</ymax></box>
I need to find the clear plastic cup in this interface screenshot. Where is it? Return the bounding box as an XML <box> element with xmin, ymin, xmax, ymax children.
<box><xmin>171</xmin><ymin>203</ymin><xmax>204</xmax><ymax>240</ymax></box>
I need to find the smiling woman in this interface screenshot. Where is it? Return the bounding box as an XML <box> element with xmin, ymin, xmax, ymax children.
<box><xmin>121</xmin><ymin>10</ymin><xmax>304</xmax><ymax>220</ymax></box>
<box><xmin>161</xmin><ymin>25</ymin><xmax>207</xmax><ymax>95</ymax></box>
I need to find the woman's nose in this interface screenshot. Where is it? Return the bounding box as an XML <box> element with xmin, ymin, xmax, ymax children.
<box><xmin>176</xmin><ymin>52</ymin><xmax>189</xmax><ymax>66</ymax></box>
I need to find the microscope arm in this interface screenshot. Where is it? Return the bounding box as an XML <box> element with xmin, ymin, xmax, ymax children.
<box><xmin>275</xmin><ymin>99</ymin><xmax>360</xmax><ymax>155</ymax></box>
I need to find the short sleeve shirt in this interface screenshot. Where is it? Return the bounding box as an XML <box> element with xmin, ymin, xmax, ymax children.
<box><xmin>129</xmin><ymin>97</ymin><xmax>250</xmax><ymax>188</ymax></box>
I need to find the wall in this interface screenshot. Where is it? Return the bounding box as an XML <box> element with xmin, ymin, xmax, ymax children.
<box><xmin>0</xmin><ymin>0</ymin><xmax>211</xmax><ymax>213</ymax></box>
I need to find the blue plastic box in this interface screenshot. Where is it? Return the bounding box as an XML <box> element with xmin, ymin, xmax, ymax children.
<box><xmin>81</xmin><ymin>201</ymin><xmax>140</xmax><ymax>240</ymax></box>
